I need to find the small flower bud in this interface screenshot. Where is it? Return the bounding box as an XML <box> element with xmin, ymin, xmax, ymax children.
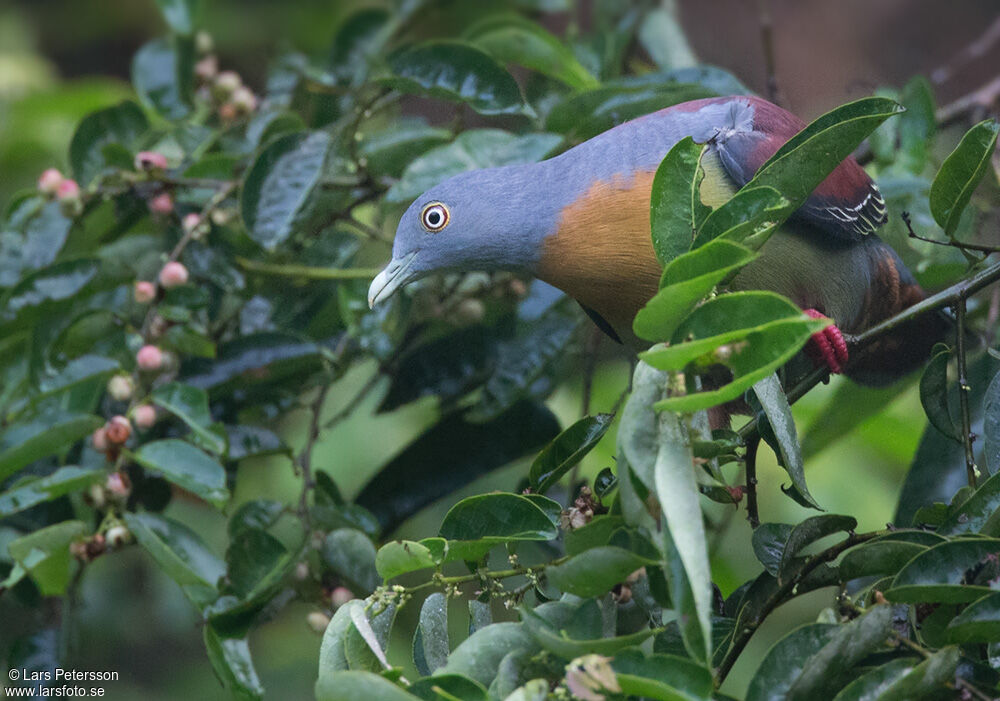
<box><xmin>230</xmin><ymin>86</ymin><xmax>258</xmax><ymax>114</ymax></box>
<box><xmin>37</xmin><ymin>168</ymin><xmax>64</xmax><ymax>195</ymax></box>
<box><xmin>508</xmin><ymin>278</ymin><xmax>528</xmax><ymax>298</ymax></box>
<box><xmin>134</xmin><ymin>151</ymin><xmax>168</xmax><ymax>172</ymax></box>
<box><xmin>453</xmin><ymin>298</ymin><xmax>485</xmax><ymax>325</ymax></box>
<box><xmin>195</xmin><ymin>31</ymin><xmax>214</xmax><ymax>55</ymax></box>
<box><xmin>105</xmin><ymin>525</ymin><xmax>132</xmax><ymax>548</ymax></box>
<box><xmin>217</xmin><ymin>102</ymin><xmax>239</xmax><ymax>122</ymax></box>
<box><xmin>107</xmin><ymin>374</ymin><xmax>135</xmax><ymax>401</ymax></box>
<box><xmin>149</xmin><ymin>192</ymin><xmax>174</xmax><ymax>215</ymax></box>
<box><xmin>565</xmin><ymin>655</ymin><xmax>621</xmax><ymax>701</ymax></box>
<box><xmin>136</xmin><ymin>345</ymin><xmax>164</xmax><ymax>371</ymax></box>
<box><xmin>158</xmin><ymin>261</ymin><xmax>189</xmax><ymax>288</ymax></box>
<box><xmin>87</xmin><ymin>483</ymin><xmax>106</xmax><ymax>509</ymax></box>
<box><xmin>213</xmin><ymin>71</ymin><xmax>242</xmax><ymax>99</ymax></box>
<box><xmin>194</xmin><ymin>55</ymin><xmax>218</xmax><ymax>82</ymax></box>
<box><xmin>91</xmin><ymin>427</ymin><xmax>109</xmax><ymax>452</ymax></box>
<box><xmin>106</xmin><ymin>471</ymin><xmax>130</xmax><ymax>498</ymax></box>
<box><xmin>133</xmin><ymin>404</ymin><xmax>157</xmax><ymax>429</ymax></box>
<box><xmin>104</xmin><ymin>415</ymin><xmax>132</xmax><ymax>445</ymax></box>
<box><xmin>306</xmin><ymin>612</ymin><xmax>331</xmax><ymax>633</ymax></box>
<box><xmin>210</xmin><ymin>208</ymin><xmax>233</xmax><ymax>226</ymax></box>
<box><xmin>182</xmin><ymin>213</ymin><xmax>201</xmax><ymax>233</ymax></box>
<box><xmin>330</xmin><ymin>587</ymin><xmax>354</xmax><ymax>608</ymax></box>
<box><xmin>134</xmin><ymin>280</ymin><xmax>156</xmax><ymax>304</ymax></box>
<box><xmin>294</xmin><ymin>562</ymin><xmax>310</xmax><ymax>581</ymax></box>
<box><xmin>56</xmin><ymin>178</ymin><xmax>80</xmax><ymax>200</ymax></box>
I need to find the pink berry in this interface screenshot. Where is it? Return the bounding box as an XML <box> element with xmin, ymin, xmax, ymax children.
<box><xmin>105</xmin><ymin>415</ymin><xmax>132</xmax><ymax>445</ymax></box>
<box><xmin>195</xmin><ymin>55</ymin><xmax>218</xmax><ymax>82</ymax></box>
<box><xmin>56</xmin><ymin>179</ymin><xmax>80</xmax><ymax>200</ymax></box>
<box><xmin>92</xmin><ymin>427</ymin><xmax>109</xmax><ymax>452</ymax></box>
<box><xmin>330</xmin><ymin>587</ymin><xmax>354</xmax><ymax>608</ymax></box>
<box><xmin>158</xmin><ymin>261</ymin><xmax>189</xmax><ymax>288</ymax></box>
<box><xmin>149</xmin><ymin>192</ymin><xmax>174</xmax><ymax>215</ymax></box>
<box><xmin>182</xmin><ymin>213</ymin><xmax>202</xmax><ymax>234</ymax></box>
<box><xmin>136</xmin><ymin>345</ymin><xmax>163</xmax><ymax>371</ymax></box>
<box><xmin>134</xmin><ymin>151</ymin><xmax>169</xmax><ymax>171</ymax></box>
<box><xmin>134</xmin><ymin>280</ymin><xmax>156</xmax><ymax>304</ymax></box>
<box><xmin>133</xmin><ymin>404</ymin><xmax>157</xmax><ymax>429</ymax></box>
<box><xmin>231</xmin><ymin>86</ymin><xmax>258</xmax><ymax>114</ymax></box>
<box><xmin>105</xmin><ymin>472</ymin><xmax>130</xmax><ymax>497</ymax></box>
<box><xmin>38</xmin><ymin>168</ymin><xmax>64</xmax><ymax>195</ymax></box>
<box><xmin>218</xmin><ymin>102</ymin><xmax>239</xmax><ymax>122</ymax></box>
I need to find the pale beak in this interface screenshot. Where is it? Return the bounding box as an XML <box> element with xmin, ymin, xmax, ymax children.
<box><xmin>367</xmin><ymin>251</ymin><xmax>419</xmax><ymax>309</ymax></box>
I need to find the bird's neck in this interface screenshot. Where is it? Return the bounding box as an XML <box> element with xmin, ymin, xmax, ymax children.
<box><xmin>533</xmin><ymin>170</ymin><xmax>662</xmax><ymax>344</ymax></box>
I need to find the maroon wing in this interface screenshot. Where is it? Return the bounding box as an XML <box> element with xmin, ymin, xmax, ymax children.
<box><xmin>705</xmin><ymin>96</ymin><xmax>887</xmax><ymax>241</ymax></box>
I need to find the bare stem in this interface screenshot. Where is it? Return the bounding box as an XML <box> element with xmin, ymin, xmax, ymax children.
<box><xmin>955</xmin><ymin>297</ymin><xmax>978</xmax><ymax>488</ymax></box>
<box><xmin>902</xmin><ymin>211</ymin><xmax>1000</xmax><ymax>254</ymax></box>
<box><xmin>744</xmin><ymin>436</ymin><xmax>760</xmax><ymax>529</ymax></box>
<box><xmin>297</xmin><ymin>383</ymin><xmax>332</xmax><ymax>528</ymax></box>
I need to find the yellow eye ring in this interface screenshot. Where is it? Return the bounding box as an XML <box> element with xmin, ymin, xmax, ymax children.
<box><xmin>420</xmin><ymin>202</ymin><xmax>450</xmax><ymax>232</ymax></box>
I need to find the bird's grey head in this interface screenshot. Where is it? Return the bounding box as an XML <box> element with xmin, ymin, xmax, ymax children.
<box><xmin>367</xmin><ymin>164</ymin><xmax>555</xmax><ymax>308</ymax></box>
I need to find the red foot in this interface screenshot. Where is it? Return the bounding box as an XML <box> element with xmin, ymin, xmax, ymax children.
<box><xmin>803</xmin><ymin>308</ymin><xmax>848</xmax><ymax>374</ymax></box>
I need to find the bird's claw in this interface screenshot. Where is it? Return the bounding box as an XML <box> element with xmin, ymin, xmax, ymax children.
<box><xmin>803</xmin><ymin>308</ymin><xmax>848</xmax><ymax>374</ymax></box>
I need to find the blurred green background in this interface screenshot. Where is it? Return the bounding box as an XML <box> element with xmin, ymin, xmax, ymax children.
<box><xmin>1</xmin><ymin>0</ymin><xmax>997</xmax><ymax>698</ymax></box>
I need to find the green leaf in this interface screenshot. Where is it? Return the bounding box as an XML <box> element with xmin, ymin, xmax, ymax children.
<box><xmin>358</xmin><ymin>118</ymin><xmax>452</xmax><ymax>179</ymax></box>
<box><xmin>752</xmin><ymin>523</ymin><xmax>795</xmax><ymax>576</ymax></box>
<box><xmin>345</xmin><ymin>602</ymin><xmax>396</xmax><ymax>672</ymax></box>
<box><xmin>0</xmin><ymin>199</ymin><xmax>73</xmax><ymax>288</ymax></box>
<box><xmin>752</xmin><ymin>373</ymin><xmax>819</xmax><ymax>510</ymax></box>
<box><xmin>386</xmin><ymin>129</ymin><xmax>561</xmax><ymax>203</ymax></box>
<box><xmin>69</xmin><ymin>101</ymin><xmax>148</xmax><ymax>185</ymax></box>
<box><xmin>318</xmin><ymin>599</ymin><xmax>363</xmax><ymax>675</ymax></box>
<box><xmin>919</xmin><ymin>344</ymin><xmax>960</xmax><ymax>442</ymax></box>
<box><xmin>0</xmin><ymin>466</ymin><xmax>102</xmax><ymax>518</ymax></box>
<box><xmin>0</xmin><ymin>413</ymin><xmax>102</xmax><ymax>482</ymax></box>
<box><xmin>7</xmin><ymin>520</ymin><xmax>86</xmax><ymax>596</ymax></box>
<box><xmin>439</xmin><ymin>493</ymin><xmax>558</xmax><ymax>547</ymax></box>
<box><xmin>929</xmin><ymin>119</ymin><xmax>1000</xmax><ymax>236</ymax></box>
<box><xmin>649</xmin><ymin>137</ymin><xmax>711</xmax><ymax>265</ymax></box>
<box><xmin>408</xmin><ymin>675</ymin><xmax>488</xmax><ymax>701</ymax></box>
<box><xmin>240</xmin><ymin>131</ymin><xmax>335</xmax><ymax>251</ymax></box>
<box><xmin>838</xmin><ymin>540</ymin><xmax>926</xmax><ymax>581</ymax></box>
<box><xmin>132</xmin><ymin>37</ymin><xmax>195</xmax><ymax>121</ymax></box>
<box><xmin>155</xmin><ymin>0</ymin><xmax>202</xmax><ymax>35</ymax></box>
<box><xmin>203</xmin><ymin>626</ymin><xmax>264</xmax><ymax>701</ymax></box>
<box><xmin>745</xmin><ymin>623</ymin><xmax>838</xmax><ymax>701</ymax></box>
<box><xmin>375</xmin><ymin>540</ymin><xmax>439</xmax><ymax>581</ymax></box>
<box><xmin>640</xmin><ymin>293</ymin><xmax>826</xmax><ymax>412</ymax></box>
<box><xmin>225</xmin><ymin>426</ymin><xmax>288</xmax><ymax>462</ymax></box>
<box><xmin>633</xmin><ymin>240</ymin><xmax>757</xmax><ymax>342</ymax></box>
<box><xmin>938</xmin><ymin>468</ymin><xmax>1000</xmax><ymax>536</ymax></box>
<box><xmin>124</xmin><ymin>512</ymin><xmax>224</xmax><ymax>606</ymax></box>
<box><xmin>985</xmin><ymin>367</ymin><xmax>1000</xmax><ymax>476</ymax></box>
<box><xmin>131</xmin><ymin>439</ymin><xmax>229</xmax><ymax>509</ymax></box>
<box><xmin>414</xmin><ymin>592</ymin><xmax>449</xmax><ymax>675</ymax></box>
<box><xmin>322</xmin><ymin>529</ymin><xmax>379</xmax><ymax>595</ymax></box>
<box><xmin>440</xmin><ymin>623</ymin><xmax>537</xmax><ymax>687</ymax></box>
<box><xmin>690</xmin><ymin>186</ymin><xmax>788</xmax><ymax>250</ymax></box>
<box><xmin>886</xmin><ymin>539</ymin><xmax>1000</xmax><ymax>603</ymax></box>
<box><xmin>945</xmin><ymin>591</ymin><xmax>1000</xmax><ymax>643</ymax></box>
<box><xmin>29</xmin><ymin>355</ymin><xmax>119</xmax><ymax>408</ymax></box>
<box><xmin>611</xmin><ymin>648</ymin><xmax>713</xmax><ymax>700</ymax></box>
<box><xmin>529</xmin><ymin>413</ymin><xmax>614</xmax><ymax>494</ymax></box>
<box><xmin>547</xmin><ymin>546</ymin><xmax>657</xmax><ymax>598</ymax></box>
<box><xmin>0</xmin><ymin>259</ymin><xmax>101</xmax><ymax>331</ymax></box>
<box><xmin>464</xmin><ymin>14</ymin><xmax>598</xmax><ymax>90</ymax></box>
<box><xmin>785</xmin><ymin>605</ymin><xmax>894</xmax><ymax>700</ymax></box>
<box><xmin>316</xmin><ymin>671</ymin><xmax>421</xmax><ymax>701</ymax></box>
<box><xmin>747</xmin><ymin>97</ymin><xmax>904</xmax><ymax>226</ymax></box>
<box><xmin>151</xmin><ymin>382</ymin><xmax>226</xmax><ymax>455</ymax></box>
<box><xmin>834</xmin><ymin>647</ymin><xmax>959</xmax><ymax>701</ymax></box>
<box><xmin>521</xmin><ymin>605</ymin><xmax>655</xmax><ymax>658</ymax></box>
<box><xmin>896</xmin><ymin>76</ymin><xmax>936</xmax><ymax>174</ymax></box>
<box><xmin>654</xmin><ymin>409</ymin><xmax>712</xmax><ymax>663</ymax></box>
<box><xmin>382</xmin><ymin>41</ymin><xmax>532</xmax><ymax>117</ymax></box>
<box><xmin>224</xmin><ymin>528</ymin><xmax>294</xmax><ymax>602</ymax></box>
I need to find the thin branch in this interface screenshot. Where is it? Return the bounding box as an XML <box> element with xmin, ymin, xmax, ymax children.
<box><xmin>343</xmin><ymin>214</ymin><xmax>393</xmax><ymax>244</ymax></box>
<box><xmin>744</xmin><ymin>436</ymin><xmax>761</xmax><ymax>529</ymax></box>
<box><xmin>756</xmin><ymin>0</ymin><xmax>785</xmax><ymax>107</ymax></box>
<box><xmin>297</xmin><ymin>383</ymin><xmax>332</xmax><ymax>528</ymax></box>
<box><xmin>235</xmin><ymin>257</ymin><xmax>381</xmax><ymax>280</ymax></box>
<box><xmin>322</xmin><ymin>372</ymin><xmax>382</xmax><ymax>429</ymax></box>
<box><xmin>902</xmin><ymin>211</ymin><xmax>1000</xmax><ymax>254</ymax></box>
<box><xmin>936</xmin><ymin>74</ymin><xmax>1000</xmax><ymax>129</ymax></box>
<box><xmin>931</xmin><ymin>16</ymin><xmax>1000</xmax><ymax>86</ymax></box>
<box><xmin>716</xmin><ymin>530</ymin><xmax>881</xmax><ymax>683</ymax></box>
<box><xmin>955</xmin><ymin>297</ymin><xmax>979</xmax><ymax>488</ymax></box>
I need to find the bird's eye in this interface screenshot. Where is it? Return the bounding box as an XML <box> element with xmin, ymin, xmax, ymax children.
<box><xmin>420</xmin><ymin>202</ymin><xmax>449</xmax><ymax>232</ymax></box>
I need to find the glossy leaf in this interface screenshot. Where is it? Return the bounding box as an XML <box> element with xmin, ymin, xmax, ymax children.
<box><xmin>155</xmin><ymin>0</ymin><xmax>202</xmax><ymax>35</ymax></box>
<box><xmin>465</xmin><ymin>14</ymin><xmax>597</xmax><ymax>90</ymax></box>
<box><xmin>747</xmin><ymin>97</ymin><xmax>904</xmax><ymax>225</ymax></box>
<box><xmin>929</xmin><ymin>119</ymin><xmax>1000</xmax><ymax>236</ymax></box>
<box><xmin>151</xmin><ymin>382</ymin><xmax>226</xmax><ymax>455</ymax></box>
<box><xmin>203</xmin><ymin>626</ymin><xmax>264</xmax><ymax>701</ymax></box>
<box><xmin>124</xmin><ymin>512</ymin><xmax>224</xmax><ymax>606</ymax></box>
<box><xmin>7</xmin><ymin>520</ymin><xmax>86</xmax><ymax>596</ymax></box>
<box><xmin>521</xmin><ymin>605</ymin><xmax>655</xmax><ymax>658</ymax></box>
<box><xmin>691</xmin><ymin>186</ymin><xmax>788</xmax><ymax>250</ymax></box>
<box><xmin>745</xmin><ymin>623</ymin><xmax>838</xmax><ymax>701</ymax></box>
<box><xmin>633</xmin><ymin>239</ymin><xmax>757</xmax><ymax>342</ymax></box>
<box><xmin>344</xmin><ymin>600</ymin><xmax>395</xmax><ymax>673</ymax></box>
<box><xmin>0</xmin><ymin>466</ymin><xmax>102</xmax><ymax>518</ymax></box>
<box><xmin>358</xmin><ymin>117</ymin><xmax>452</xmax><ymax>179</ymax></box>
<box><xmin>0</xmin><ymin>413</ymin><xmax>102</xmax><ymax>482</ymax></box>
<box><xmin>753</xmin><ymin>373</ymin><xmax>819</xmax><ymax>510</ymax></box>
<box><xmin>836</xmin><ymin>647</ymin><xmax>959</xmax><ymax>700</ymax></box>
<box><xmin>886</xmin><ymin>539</ymin><xmax>1000</xmax><ymax>603</ymax></box>
<box><xmin>0</xmin><ymin>200</ymin><xmax>73</xmax><ymax>288</ymax></box>
<box><xmin>316</xmin><ymin>671</ymin><xmax>421</xmax><ymax>701</ymax></box>
<box><xmin>408</xmin><ymin>675</ymin><xmax>488</xmax><ymax>701</ymax></box>
<box><xmin>986</xmin><ymin>366</ymin><xmax>1000</xmax><ymax>476</ymax></box>
<box><xmin>938</xmin><ymin>468</ymin><xmax>1000</xmax><ymax>536</ymax></box>
<box><xmin>132</xmin><ymin>439</ymin><xmax>229</xmax><ymax>509</ymax></box>
<box><xmin>318</xmin><ymin>600</ymin><xmax>363</xmax><ymax>675</ymax></box>
<box><xmin>322</xmin><ymin>529</ymin><xmax>379</xmax><ymax>595</ymax></box>
<box><xmin>0</xmin><ymin>259</ymin><xmax>101</xmax><ymax>331</ymax></box>
<box><xmin>240</xmin><ymin>131</ymin><xmax>334</xmax><ymax>250</ymax></box>
<box><xmin>375</xmin><ymin>539</ymin><xmax>441</xmax><ymax>581</ymax></box>
<box><xmin>919</xmin><ymin>343</ymin><xmax>960</xmax><ymax>442</ymax></box>
<box><xmin>132</xmin><ymin>37</ymin><xmax>194</xmax><ymax>121</ymax></box>
<box><xmin>649</xmin><ymin>137</ymin><xmax>710</xmax><ymax>265</ymax></box>
<box><xmin>439</xmin><ymin>623</ymin><xmax>537</xmax><ymax>687</ymax></box>
<box><xmin>528</xmin><ymin>413</ymin><xmax>614</xmax><ymax>494</ymax></box>
<box><xmin>547</xmin><ymin>546</ymin><xmax>656</xmax><ymax>598</ymax></box>
<box><xmin>383</xmin><ymin>41</ymin><xmax>532</xmax><ymax>116</ymax></box>
<box><xmin>439</xmin><ymin>492</ymin><xmax>558</xmax><ymax>543</ymax></box>
<box><xmin>830</xmin><ymin>657</ymin><xmax>919</xmax><ymax>701</ymax></box>
<box><xmin>752</xmin><ymin>523</ymin><xmax>794</xmax><ymax>576</ymax></box>
<box><xmin>414</xmin><ymin>592</ymin><xmax>449</xmax><ymax>674</ymax></box>
<box><xmin>611</xmin><ymin>648</ymin><xmax>713</xmax><ymax>700</ymax></box>
<box><xmin>838</xmin><ymin>540</ymin><xmax>926</xmax><ymax>581</ymax></box>
<box><xmin>69</xmin><ymin>101</ymin><xmax>148</xmax><ymax>185</ymax></box>
<box><xmin>224</xmin><ymin>527</ymin><xmax>296</xmax><ymax>604</ymax></box>
<box><xmin>387</xmin><ymin>129</ymin><xmax>561</xmax><ymax>203</ymax></box>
